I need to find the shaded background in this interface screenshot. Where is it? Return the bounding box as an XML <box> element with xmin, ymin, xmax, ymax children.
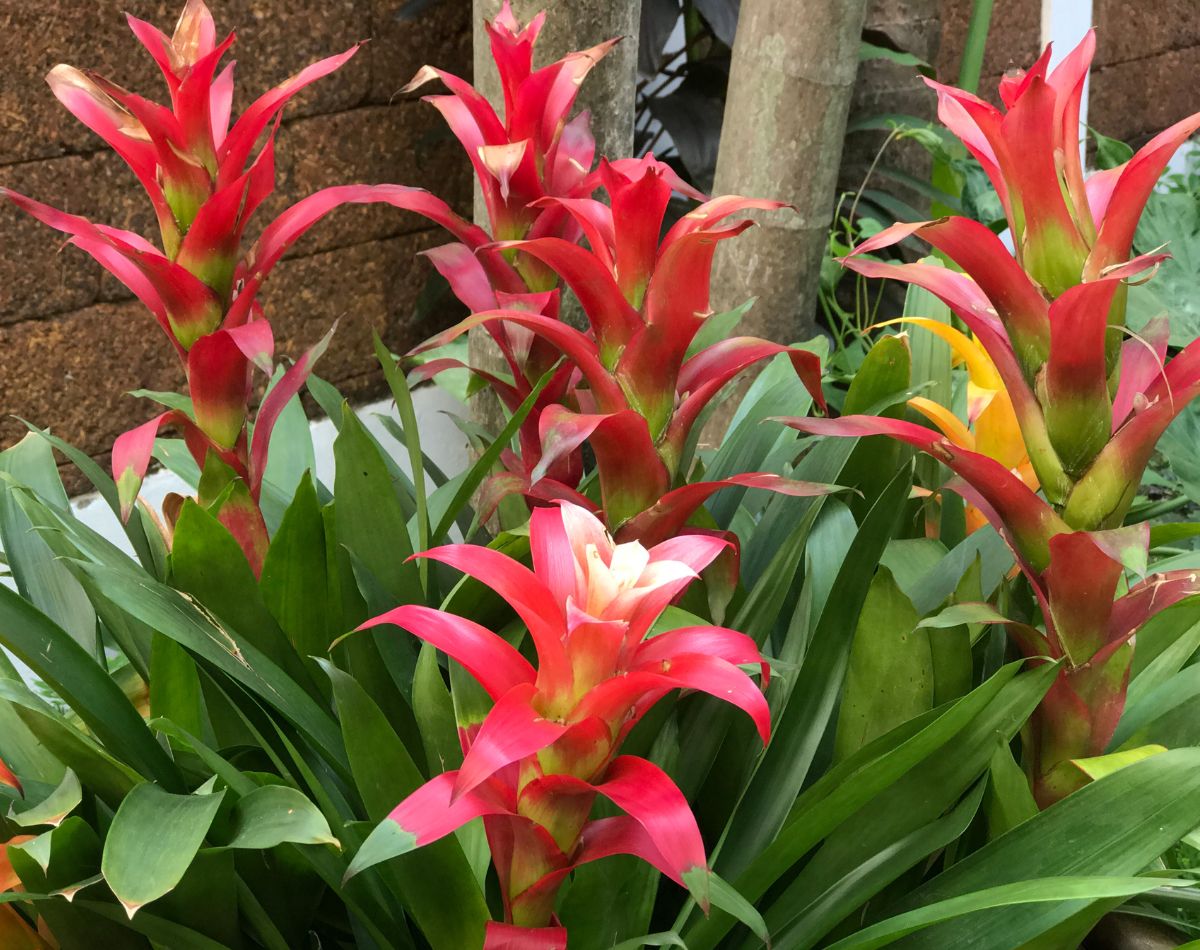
<box><xmin>0</xmin><ymin>0</ymin><xmax>1193</xmax><ymax>488</ymax></box>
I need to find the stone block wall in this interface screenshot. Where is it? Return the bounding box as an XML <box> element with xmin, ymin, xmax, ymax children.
<box><xmin>0</xmin><ymin>0</ymin><xmax>471</xmax><ymax>487</ymax></box>
<box><xmin>1090</xmin><ymin>1</ymin><xmax>1200</xmax><ymax>146</ymax></box>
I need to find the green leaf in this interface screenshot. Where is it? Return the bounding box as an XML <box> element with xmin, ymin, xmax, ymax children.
<box><xmin>321</xmin><ymin>660</ymin><xmax>488</xmax><ymax>947</ymax></box>
<box><xmin>260</xmin><ymin>472</ymin><xmax>333</xmax><ymax>661</ymax></box>
<box><xmin>826</xmin><ymin>876</ymin><xmax>1192</xmax><ymax>950</ymax></box>
<box><xmin>917</xmin><ymin>602</ymin><xmax>1011</xmax><ymax>630</ymax></box>
<box><xmin>835</xmin><ymin>566</ymin><xmax>932</xmax><ymax>761</ymax></box>
<box><xmin>686</xmin><ymin>299</ymin><xmax>754</xmax><ymax>359</ymax></box>
<box><xmin>0</xmin><ymin>584</ymin><xmax>180</xmax><ymax>790</ymax></box>
<box><xmin>259</xmin><ymin>371</ymin><xmax>316</xmax><ymax>505</ymax></box>
<box><xmin>884</xmin><ymin>748</ymin><xmax>1200</xmax><ymax>948</ymax></box>
<box><xmin>16</xmin><ymin>421</ymin><xmax>161</xmax><ymax>576</ymax></box>
<box><xmin>375</xmin><ymin>332</ymin><xmax>430</xmax><ymax>591</ymax></box>
<box><xmin>102</xmin><ymin>782</ymin><xmax>225</xmax><ymax>917</ymax></box>
<box><xmin>9</xmin><ymin>769</ymin><xmax>80</xmax><ymax>828</ymax></box>
<box><xmin>0</xmin><ymin>437</ymin><xmax>96</xmax><ymax>652</ymax></box>
<box><xmin>718</xmin><ymin>464</ymin><xmax>911</xmax><ymax>879</ymax></box>
<box><xmin>222</xmin><ymin>785</ymin><xmax>339</xmax><ymax>849</ymax></box>
<box><xmin>984</xmin><ymin>743</ymin><xmax>1039</xmax><ymax>838</ymax></box>
<box><xmin>1071</xmin><ymin>744</ymin><xmax>1167</xmax><ymax>782</ymax></box>
<box><xmin>73</xmin><ymin>562</ymin><xmax>348</xmax><ymax>775</ymax></box>
<box><xmin>333</xmin><ymin>404</ymin><xmax>421</xmax><ymax>604</ymax></box>
<box><xmin>0</xmin><ymin>682</ymin><xmax>138</xmax><ymax>806</ymax></box>
<box><xmin>431</xmin><ymin>365</ymin><xmax>557</xmax><ymax>542</ymax></box>
<box><xmin>684</xmin><ymin>660</ymin><xmax>1055</xmax><ymax>949</ymax></box>
<box><xmin>171</xmin><ymin>497</ymin><xmax>318</xmax><ymax>697</ymax></box>
<box><xmin>413</xmin><ymin>644</ymin><xmax>462</xmax><ymax>774</ymax></box>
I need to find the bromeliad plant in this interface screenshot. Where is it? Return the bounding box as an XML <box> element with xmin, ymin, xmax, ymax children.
<box><xmin>346</xmin><ymin>502</ymin><xmax>771</xmax><ymax>945</ymax></box>
<box><xmin>784</xmin><ymin>32</ymin><xmax>1200</xmax><ymax>804</ymax></box>
<box><xmin>419</xmin><ymin>154</ymin><xmax>830</xmax><ymax>542</ymax></box>
<box><xmin>7</xmin><ymin>4</ymin><xmax>1200</xmax><ymax>949</ymax></box>
<box><xmin>2</xmin><ymin>0</ymin><xmax>484</xmax><ymax>574</ymax></box>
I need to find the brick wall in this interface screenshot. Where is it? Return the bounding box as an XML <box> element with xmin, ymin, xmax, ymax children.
<box><xmin>0</xmin><ymin>1</ymin><xmax>471</xmax><ymax>487</ymax></box>
<box><xmin>1090</xmin><ymin>1</ymin><xmax>1200</xmax><ymax>145</ymax></box>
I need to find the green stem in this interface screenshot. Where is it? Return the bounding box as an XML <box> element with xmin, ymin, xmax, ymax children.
<box><xmin>957</xmin><ymin>0</ymin><xmax>995</xmax><ymax>94</ymax></box>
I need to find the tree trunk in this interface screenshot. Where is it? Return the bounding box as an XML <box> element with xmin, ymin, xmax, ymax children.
<box><xmin>709</xmin><ymin>0</ymin><xmax>870</xmax><ymax>344</ymax></box>
<box><xmin>468</xmin><ymin>0</ymin><xmax>641</xmax><ymax>430</ymax></box>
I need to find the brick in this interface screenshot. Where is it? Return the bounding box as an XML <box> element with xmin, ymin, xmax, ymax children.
<box><xmin>0</xmin><ymin>150</ymin><xmax>161</xmax><ymax>323</ymax></box>
<box><xmin>365</xmin><ymin>0</ymin><xmax>472</xmax><ymax>104</ymax></box>
<box><xmin>1092</xmin><ymin>2</ymin><xmax>1200</xmax><ymax>68</ymax></box>
<box><xmin>254</xmin><ymin>102</ymin><xmax>472</xmax><ymax>256</ymax></box>
<box><xmin>1090</xmin><ymin>45</ymin><xmax>1200</xmax><ymax>144</ymax></box>
<box><xmin>0</xmin><ymin>300</ymin><xmax>184</xmax><ymax>459</ymax></box>
<box><xmin>0</xmin><ymin>2</ymin><xmax>378</xmax><ymax>167</ymax></box>
<box><xmin>864</xmin><ymin>0</ymin><xmax>941</xmax><ymax>66</ymax></box>
<box><xmin>259</xmin><ymin>230</ymin><xmax>464</xmax><ymax>394</ymax></box>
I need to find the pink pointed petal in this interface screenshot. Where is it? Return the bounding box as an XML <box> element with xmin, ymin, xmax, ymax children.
<box><xmin>573</xmin><ymin>815</ymin><xmax>675</xmax><ymax>882</ymax></box>
<box><xmin>212</xmin><ymin>478</ymin><xmax>270</xmax><ymax>579</ymax></box>
<box><xmin>125</xmin><ymin>14</ymin><xmax>178</xmax><ymax>86</ymax></box>
<box><xmin>411</xmin><ymin>309</ymin><xmax>626</xmax><ymax>412</ymax></box>
<box><xmin>1085</xmin><ymin>164</ymin><xmax>1125</xmax><ymax>228</ymax></box>
<box><xmin>113</xmin><ymin>411</ymin><xmax>188</xmax><ymax>521</ymax></box>
<box><xmin>633</xmin><ymin>653</ymin><xmax>770</xmax><ymax>744</ymax></box>
<box><xmin>534</xmin><ymin>407</ymin><xmax>669</xmax><ymax>527</ymax></box>
<box><xmin>1084</xmin><ymin>338</ymin><xmax>1200</xmax><ymax>509</ymax></box>
<box><xmin>601</xmin><ymin>159</ymin><xmax>676</xmax><ymax>302</ymax></box>
<box><xmin>493</xmin><ymin>237</ymin><xmax>641</xmax><ymax>351</ymax></box>
<box><xmin>454</xmin><ymin>683</ymin><xmax>568</xmax><ymax>800</ymax></box>
<box><xmin>675</xmin><ymin>338</ymin><xmax>827</xmax><ymax>438</ymax></box>
<box><xmin>1109</xmin><ymin>570</ymin><xmax>1200</xmax><ymax>646</ymax></box>
<box><xmin>778</xmin><ymin>415</ymin><xmax>1068</xmax><ymax>570</ymax></box>
<box><xmin>357</xmin><ymin>605</ymin><xmax>535</xmax><ymax>699</ymax></box>
<box><xmin>616</xmin><ymin>473</ymin><xmax>838</xmax><ymax>548</ymax></box>
<box><xmin>386</xmin><ymin>771</ymin><xmax>514</xmax><ymax>849</ymax></box>
<box><xmin>210</xmin><ymin>61</ymin><xmax>236</xmax><ymax>148</ymax></box>
<box><xmin>529</xmin><ymin>195</ymin><xmax>616</xmax><ymax>273</ymax></box>
<box><xmin>414</xmin><ymin>542</ymin><xmax>571</xmax><ymax>690</ymax></box>
<box><xmin>65</xmin><ymin>233</ymin><xmax>177</xmax><ymax>349</ymax></box>
<box><xmin>851</xmin><ymin>217</ymin><xmax>1050</xmax><ymax>364</ymax></box>
<box><xmin>220</xmin><ymin>46</ymin><xmax>362</xmax><ymax>182</ymax></box>
<box><xmin>528</xmin><ymin>502</ymin><xmax>594</xmax><ymax>609</ymax></box>
<box><xmin>593</xmin><ymin>756</ymin><xmax>708</xmax><ymax>904</ymax></box>
<box><xmin>420</xmin><ymin>243</ymin><xmax>498</xmax><ymax>312</ymax></box>
<box><xmin>248</xmin><ymin>325</ymin><xmax>332</xmax><ymax>496</ymax></box>
<box><xmin>1044</xmin><ymin>253</ymin><xmax>1167</xmax><ymax>451</ymax></box>
<box><xmin>663</xmin><ymin>195</ymin><xmax>789</xmax><ymax>246</ymax></box>
<box><xmin>483</xmin><ymin>922</ymin><xmax>567</xmax><ymax>950</ymax></box>
<box><xmin>402</xmin><ymin>64</ymin><xmax>506</xmax><ymax>149</ymax></box>
<box><xmin>231</xmin><ymin>184</ymin><xmax>489</xmax><ymax>325</ymax></box>
<box><xmin>1087</xmin><ymin>109</ymin><xmax>1200</xmax><ymax>277</ymax></box>
<box><xmin>629</xmin><ymin>221</ymin><xmax>757</xmax><ymax>389</ymax></box>
<box><xmin>45</xmin><ymin>65</ymin><xmax>162</xmax><ymax>202</ymax></box>
<box><xmin>635</xmin><ymin>625</ymin><xmax>769</xmax><ymax>685</ymax></box>
<box><xmin>225</xmin><ymin>320</ymin><xmax>274</xmax><ymax>375</ymax></box>
<box><xmin>1112</xmin><ymin>315</ymin><xmax>1170</xmax><ymax>431</ymax></box>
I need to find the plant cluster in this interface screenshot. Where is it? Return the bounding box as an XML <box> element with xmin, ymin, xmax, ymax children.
<box><xmin>2</xmin><ymin>4</ymin><xmax>1200</xmax><ymax>950</ymax></box>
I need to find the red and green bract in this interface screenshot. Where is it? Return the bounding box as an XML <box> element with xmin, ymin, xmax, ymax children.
<box><xmin>2</xmin><ymin>0</ymin><xmax>484</xmax><ymax>574</ymax></box>
<box><xmin>346</xmin><ymin>502</ymin><xmax>772</xmax><ymax>945</ymax></box>
<box><xmin>418</xmin><ymin>153</ymin><xmax>831</xmax><ymax>542</ymax></box>
<box><xmin>401</xmin><ymin>1</ymin><xmax>630</xmax><ymax>499</ymax></box>
<box><xmin>783</xmin><ymin>32</ymin><xmax>1200</xmax><ymax>804</ymax></box>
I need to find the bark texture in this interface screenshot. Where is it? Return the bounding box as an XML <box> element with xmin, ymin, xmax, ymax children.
<box><xmin>710</xmin><ymin>0</ymin><xmax>870</xmax><ymax>343</ymax></box>
<box><xmin>468</xmin><ymin>0</ymin><xmax>640</xmax><ymax>429</ymax></box>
